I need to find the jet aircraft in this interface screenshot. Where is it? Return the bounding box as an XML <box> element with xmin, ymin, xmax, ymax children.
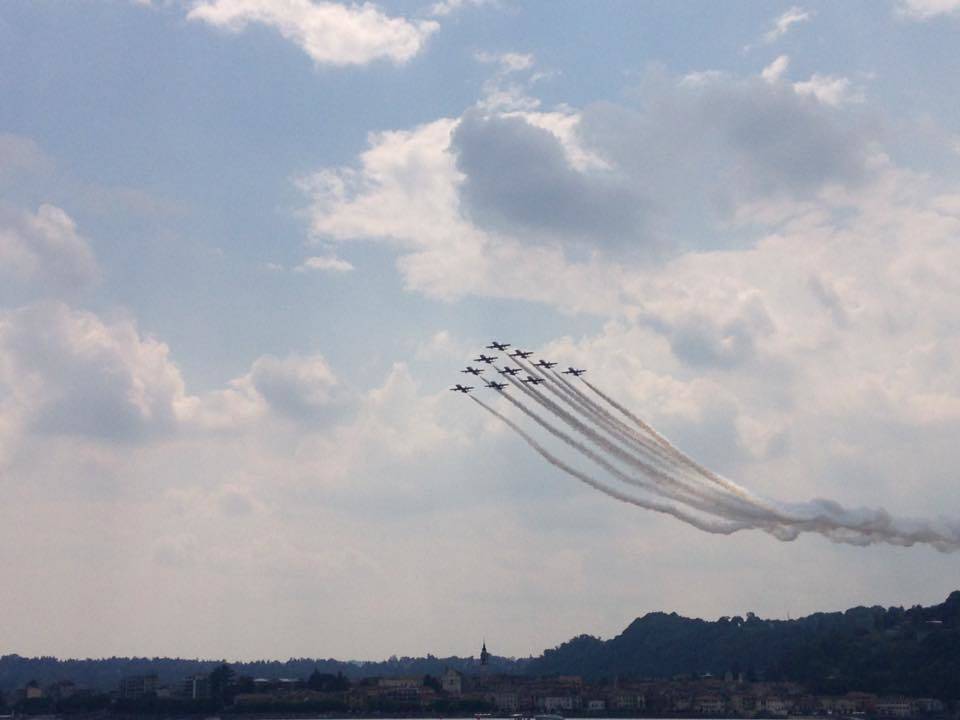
<box><xmin>485</xmin><ymin>380</ymin><xmax>508</xmax><ymax>391</ymax></box>
<box><xmin>450</xmin><ymin>384</ymin><xmax>474</xmax><ymax>393</ymax></box>
<box><xmin>534</xmin><ymin>359</ymin><xmax>557</xmax><ymax>369</ymax></box>
<box><xmin>522</xmin><ymin>376</ymin><xmax>546</xmax><ymax>385</ymax></box>
<box><xmin>461</xmin><ymin>366</ymin><xmax>485</xmax><ymax>376</ymax></box>
<box><xmin>486</xmin><ymin>341</ymin><xmax>511</xmax><ymax>351</ymax></box>
<box><xmin>498</xmin><ymin>366</ymin><xmax>521</xmax><ymax>376</ymax></box>
<box><xmin>474</xmin><ymin>354</ymin><xmax>498</xmax><ymax>364</ymax></box>
<box><xmin>562</xmin><ymin>367</ymin><xmax>586</xmax><ymax>376</ymax></box>
<box><xmin>510</xmin><ymin>349</ymin><xmax>534</xmax><ymax>359</ymax></box>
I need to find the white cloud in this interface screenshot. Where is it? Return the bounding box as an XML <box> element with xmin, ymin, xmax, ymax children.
<box><xmin>0</xmin><ymin>205</ymin><xmax>99</xmax><ymax>297</ymax></box>
<box><xmin>793</xmin><ymin>74</ymin><xmax>864</xmax><ymax>106</ymax></box>
<box><xmin>299</xmin><ymin>67</ymin><xmax>882</xmax><ymax>311</ymax></box>
<box><xmin>897</xmin><ymin>0</ymin><xmax>960</xmax><ymax>19</ymax></box>
<box><xmin>300</xmin><ymin>115</ymin><xmax>631</xmax><ymax>310</ymax></box>
<box><xmin>179</xmin><ymin>351</ymin><xmax>349</xmax><ymax>430</ymax></box>
<box><xmin>680</xmin><ymin>70</ymin><xmax>727</xmax><ymax>87</ymax></box>
<box><xmin>187</xmin><ymin>0</ymin><xmax>439</xmax><ymax>66</ymax></box>
<box><xmin>297</xmin><ymin>254</ymin><xmax>355</xmax><ymax>272</ymax></box>
<box><xmin>763</xmin><ymin>6</ymin><xmax>812</xmax><ymax>43</ymax></box>
<box><xmin>761</xmin><ymin>54</ymin><xmax>790</xmax><ymax>83</ymax></box>
<box><xmin>474</xmin><ymin>50</ymin><xmax>534</xmax><ymax>73</ymax></box>
<box><xmin>474</xmin><ymin>51</ymin><xmax>544</xmax><ymax>112</ymax></box>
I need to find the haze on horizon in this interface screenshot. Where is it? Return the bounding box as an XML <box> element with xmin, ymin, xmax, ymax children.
<box><xmin>1</xmin><ymin>0</ymin><xmax>960</xmax><ymax>663</ymax></box>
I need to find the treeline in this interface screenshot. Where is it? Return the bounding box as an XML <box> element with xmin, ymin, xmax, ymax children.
<box><xmin>3</xmin><ymin>592</ymin><xmax>959</xmax><ymax>701</ymax></box>
<box><xmin>528</xmin><ymin>591</ymin><xmax>960</xmax><ymax>700</ymax></box>
<box><xmin>0</xmin><ymin>653</ymin><xmax>525</xmax><ymax>694</ymax></box>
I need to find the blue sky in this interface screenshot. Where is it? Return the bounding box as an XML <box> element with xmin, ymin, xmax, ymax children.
<box><xmin>2</xmin><ymin>0</ymin><xmax>960</xmax><ymax>660</ymax></box>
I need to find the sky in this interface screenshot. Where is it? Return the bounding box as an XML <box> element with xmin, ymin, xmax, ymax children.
<box><xmin>2</xmin><ymin>0</ymin><xmax>960</xmax><ymax>662</ymax></box>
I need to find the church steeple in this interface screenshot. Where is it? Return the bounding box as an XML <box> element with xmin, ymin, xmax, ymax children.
<box><xmin>480</xmin><ymin>639</ymin><xmax>489</xmax><ymax>666</ymax></box>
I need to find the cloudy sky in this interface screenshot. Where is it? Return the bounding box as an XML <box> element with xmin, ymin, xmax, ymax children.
<box><xmin>2</xmin><ymin>0</ymin><xmax>960</xmax><ymax>661</ymax></box>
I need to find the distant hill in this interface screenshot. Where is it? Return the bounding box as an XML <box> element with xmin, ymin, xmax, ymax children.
<box><xmin>527</xmin><ymin>591</ymin><xmax>960</xmax><ymax>699</ymax></box>
<box><xmin>2</xmin><ymin>592</ymin><xmax>958</xmax><ymax>700</ymax></box>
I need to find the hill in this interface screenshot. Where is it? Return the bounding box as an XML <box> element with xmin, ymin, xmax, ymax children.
<box><xmin>527</xmin><ymin>591</ymin><xmax>960</xmax><ymax>699</ymax></box>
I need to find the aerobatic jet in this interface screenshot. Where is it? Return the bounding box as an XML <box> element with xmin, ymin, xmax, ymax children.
<box><xmin>450</xmin><ymin>384</ymin><xmax>474</xmax><ymax>393</ymax></box>
<box><xmin>522</xmin><ymin>376</ymin><xmax>546</xmax><ymax>385</ymax></box>
<box><xmin>534</xmin><ymin>359</ymin><xmax>557</xmax><ymax>369</ymax></box>
<box><xmin>498</xmin><ymin>366</ymin><xmax>521</xmax><ymax>376</ymax></box>
<box><xmin>510</xmin><ymin>349</ymin><xmax>534</xmax><ymax>359</ymax></box>
<box><xmin>474</xmin><ymin>354</ymin><xmax>498</xmax><ymax>364</ymax></box>
<box><xmin>485</xmin><ymin>380</ymin><xmax>508</xmax><ymax>391</ymax></box>
<box><xmin>461</xmin><ymin>366</ymin><xmax>485</xmax><ymax>376</ymax></box>
<box><xmin>486</xmin><ymin>341</ymin><xmax>511</xmax><ymax>351</ymax></box>
<box><xmin>562</xmin><ymin>367</ymin><xmax>586</xmax><ymax>376</ymax></box>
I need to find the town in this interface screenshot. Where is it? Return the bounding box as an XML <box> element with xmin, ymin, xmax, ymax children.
<box><xmin>2</xmin><ymin>645</ymin><xmax>952</xmax><ymax>720</ymax></box>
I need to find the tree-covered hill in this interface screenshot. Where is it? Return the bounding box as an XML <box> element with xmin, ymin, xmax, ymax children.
<box><xmin>527</xmin><ymin>591</ymin><xmax>960</xmax><ymax>699</ymax></box>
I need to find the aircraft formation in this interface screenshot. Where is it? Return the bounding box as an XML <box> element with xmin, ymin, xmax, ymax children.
<box><xmin>449</xmin><ymin>340</ymin><xmax>960</xmax><ymax>552</ymax></box>
<box><xmin>451</xmin><ymin>342</ymin><xmax>584</xmax><ymax>394</ymax></box>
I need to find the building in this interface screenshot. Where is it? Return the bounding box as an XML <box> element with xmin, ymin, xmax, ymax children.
<box><xmin>179</xmin><ymin>674</ymin><xmax>211</xmax><ymax>701</ymax></box>
<box><xmin>876</xmin><ymin>698</ymin><xmax>914</xmax><ymax>717</ymax></box>
<box><xmin>488</xmin><ymin>691</ymin><xmax>519</xmax><ymax>712</ymax></box>
<box><xmin>915</xmin><ymin>698</ymin><xmax>946</xmax><ymax>714</ymax></box>
<box><xmin>761</xmin><ymin>696</ymin><xmax>793</xmax><ymax>716</ymax></box>
<box><xmin>541</xmin><ymin>695</ymin><xmax>579</xmax><ymax>712</ymax></box>
<box><xmin>376</xmin><ymin>676</ymin><xmax>422</xmax><ymax>703</ymax></box>
<box><xmin>694</xmin><ymin>695</ymin><xmax>725</xmax><ymax>714</ymax></box>
<box><xmin>441</xmin><ymin>668</ymin><xmax>462</xmax><ymax>696</ymax></box>
<box><xmin>120</xmin><ymin>674</ymin><xmax>158</xmax><ymax>700</ymax></box>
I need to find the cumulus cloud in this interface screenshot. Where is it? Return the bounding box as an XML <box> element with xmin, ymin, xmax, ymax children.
<box><xmin>300</xmin><ymin>115</ymin><xmax>634</xmax><ymax>309</ymax></box>
<box><xmin>580</xmin><ymin>71</ymin><xmax>876</xmax><ymax>207</ymax></box>
<box><xmin>0</xmin><ymin>205</ymin><xmax>99</xmax><ymax>297</ymax></box>
<box><xmin>0</xmin><ymin>299</ymin><xmax>353</xmax><ymax>450</ymax></box>
<box><xmin>299</xmin><ymin>65</ymin><xmax>884</xmax><ymax>309</ymax></box>
<box><xmin>451</xmin><ymin>110</ymin><xmax>648</xmax><ymax>244</ymax></box>
<box><xmin>187</xmin><ymin>0</ymin><xmax>439</xmax><ymax>66</ymax></box>
<box><xmin>177</xmin><ymin>350</ymin><xmax>352</xmax><ymax>432</ymax></box>
<box><xmin>247</xmin><ymin>352</ymin><xmax>347</xmax><ymax>423</ymax></box>
<box><xmin>0</xmin><ymin>303</ymin><xmax>187</xmax><ymax>443</ymax></box>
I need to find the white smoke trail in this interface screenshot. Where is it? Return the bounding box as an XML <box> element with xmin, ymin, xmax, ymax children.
<box><xmin>497</xmin><ymin>376</ymin><xmax>782</xmax><ymax>527</ymax></box>
<box><xmin>530</xmin><ymin>366</ymin><xmax>696</xmax><ymax>481</ymax></box>
<box><xmin>570</xmin><ymin>376</ymin><xmax>960</xmax><ymax>549</ymax></box>
<box><xmin>578</xmin><ymin>375</ymin><xmax>776</xmax><ymax>512</ymax></box>
<box><xmin>517</xmin><ymin>364</ymin><xmax>779</xmax><ymax>521</ymax></box>
<box><xmin>471</xmin><ymin>396</ymin><xmax>749</xmax><ymax>535</ymax></box>
<box><xmin>473</xmin><ymin>355</ymin><xmax>960</xmax><ymax>551</ymax></box>
<box><xmin>502</xmin><ymin>366</ymin><xmax>779</xmax><ymax>524</ymax></box>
